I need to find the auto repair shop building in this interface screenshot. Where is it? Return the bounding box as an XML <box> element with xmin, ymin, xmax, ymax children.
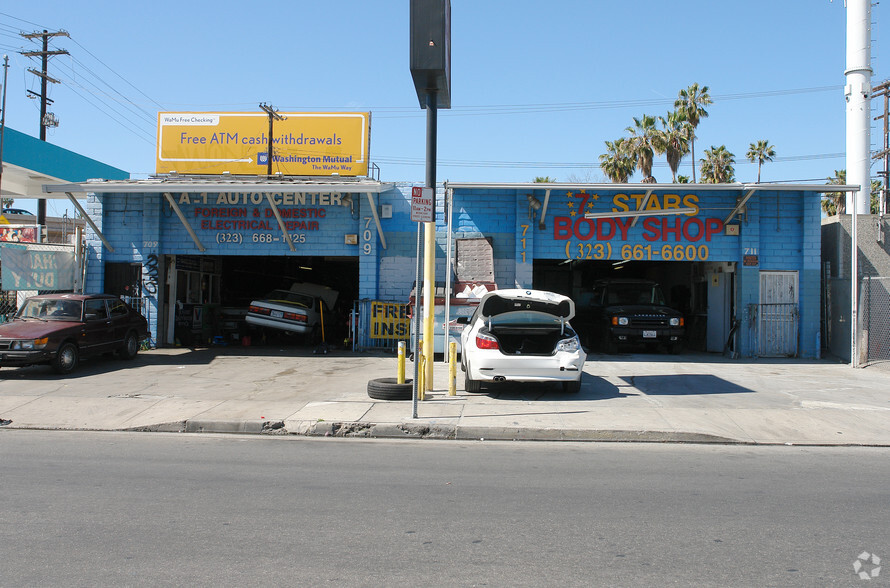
<box><xmin>46</xmin><ymin>177</ymin><xmax>829</xmax><ymax>358</ymax></box>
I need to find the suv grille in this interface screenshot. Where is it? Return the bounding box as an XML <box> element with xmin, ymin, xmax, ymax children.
<box><xmin>630</xmin><ymin>314</ymin><xmax>671</xmax><ymax>328</ymax></box>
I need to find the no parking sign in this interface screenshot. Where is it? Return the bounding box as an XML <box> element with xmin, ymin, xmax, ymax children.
<box><xmin>410</xmin><ymin>187</ymin><xmax>435</xmax><ymax>222</ymax></box>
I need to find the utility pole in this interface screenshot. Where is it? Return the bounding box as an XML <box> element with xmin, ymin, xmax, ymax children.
<box><xmin>0</xmin><ymin>54</ymin><xmax>9</xmax><ymax>200</ymax></box>
<box><xmin>20</xmin><ymin>29</ymin><xmax>69</xmax><ymax>227</ymax></box>
<box><xmin>258</xmin><ymin>103</ymin><xmax>285</xmax><ymax>176</ymax></box>
<box><xmin>872</xmin><ymin>80</ymin><xmax>890</xmax><ymax>215</ymax></box>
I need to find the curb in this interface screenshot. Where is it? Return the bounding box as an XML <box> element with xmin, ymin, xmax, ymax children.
<box><xmin>127</xmin><ymin>418</ymin><xmax>743</xmax><ymax>444</ymax></box>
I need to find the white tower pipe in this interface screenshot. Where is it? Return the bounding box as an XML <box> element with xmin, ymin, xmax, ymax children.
<box><xmin>845</xmin><ymin>0</ymin><xmax>872</xmax><ymax>213</ymax></box>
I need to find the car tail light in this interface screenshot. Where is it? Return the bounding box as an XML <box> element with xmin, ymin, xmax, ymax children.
<box><xmin>557</xmin><ymin>337</ymin><xmax>580</xmax><ymax>352</ymax></box>
<box><xmin>475</xmin><ymin>333</ymin><xmax>499</xmax><ymax>350</ymax></box>
<box><xmin>283</xmin><ymin>312</ymin><xmax>308</xmax><ymax>323</ymax></box>
<box><xmin>249</xmin><ymin>305</ymin><xmax>271</xmax><ymax>315</ymax></box>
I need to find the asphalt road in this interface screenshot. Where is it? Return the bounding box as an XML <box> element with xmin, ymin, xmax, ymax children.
<box><xmin>1</xmin><ymin>431</ymin><xmax>888</xmax><ymax>586</ymax></box>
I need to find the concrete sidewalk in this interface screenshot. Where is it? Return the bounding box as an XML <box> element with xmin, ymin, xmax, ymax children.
<box><xmin>1</xmin><ymin>346</ymin><xmax>889</xmax><ymax>445</ymax></box>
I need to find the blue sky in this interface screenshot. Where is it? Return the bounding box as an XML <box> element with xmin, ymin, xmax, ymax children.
<box><xmin>1</xmin><ymin>1</ymin><xmax>887</xmax><ymax>216</ymax></box>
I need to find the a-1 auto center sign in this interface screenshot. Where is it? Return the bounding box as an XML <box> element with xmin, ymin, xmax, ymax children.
<box><xmin>551</xmin><ymin>190</ymin><xmax>731</xmax><ymax>262</ymax></box>
<box><xmin>157</xmin><ymin>112</ymin><xmax>370</xmax><ymax>176</ymax></box>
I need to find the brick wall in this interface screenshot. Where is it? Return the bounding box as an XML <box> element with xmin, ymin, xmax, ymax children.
<box><xmin>83</xmin><ymin>184</ymin><xmax>824</xmax><ymax>357</ymax></box>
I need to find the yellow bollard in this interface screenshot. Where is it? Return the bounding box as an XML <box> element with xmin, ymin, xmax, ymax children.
<box><xmin>414</xmin><ymin>339</ymin><xmax>424</xmax><ymax>400</ymax></box>
<box><xmin>448</xmin><ymin>341</ymin><xmax>457</xmax><ymax>396</ymax></box>
<box><xmin>397</xmin><ymin>341</ymin><xmax>406</xmax><ymax>384</ymax></box>
<box><xmin>415</xmin><ymin>355</ymin><xmax>426</xmax><ymax>400</ymax></box>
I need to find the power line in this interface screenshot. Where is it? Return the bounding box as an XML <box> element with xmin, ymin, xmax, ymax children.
<box><xmin>67</xmin><ymin>36</ymin><xmax>165</xmax><ymax>111</ymax></box>
<box><xmin>372</xmin><ymin>152</ymin><xmax>846</xmax><ymax>170</ymax></box>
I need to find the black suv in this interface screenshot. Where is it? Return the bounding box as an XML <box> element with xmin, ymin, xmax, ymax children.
<box><xmin>579</xmin><ymin>279</ymin><xmax>684</xmax><ymax>353</ymax></box>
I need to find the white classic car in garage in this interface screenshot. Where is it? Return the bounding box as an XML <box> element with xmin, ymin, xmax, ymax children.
<box><xmin>245</xmin><ymin>282</ymin><xmax>338</xmax><ymax>341</ymax></box>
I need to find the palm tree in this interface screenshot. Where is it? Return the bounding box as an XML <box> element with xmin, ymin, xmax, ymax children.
<box><xmin>534</xmin><ymin>176</ymin><xmax>557</xmax><ymax>183</ymax></box>
<box><xmin>746</xmin><ymin>140</ymin><xmax>776</xmax><ymax>183</ymax></box>
<box><xmin>871</xmin><ymin>179</ymin><xmax>884</xmax><ymax>214</ymax></box>
<box><xmin>824</xmin><ymin>170</ymin><xmax>884</xmax><ymax>215</ymax></box>
<box><xmin>674</xmin><ymin>83</ymin><xmax>712</xmax><ymax>182</ymax></box>
<box><xmin>823</xmin><ymin>170</ymin><xmax>846</xmax><ymax>215</ymax></box>
<box><xmin>700</xmin><ymin>145</ymin><xmax>735</xmax><ymax>183</ymax></box>
<box><xmin>598</xmin><ymin>138</ymin><xmax>636</xmax><ymax>183</ymax></box>
<box><xmin>657</xmin><ymin>110</ymin><xmax>691</xmax><ymax>182</ymax></box>
<box><xmin>625</xmin><ymin>114</ymin><xmax>658</xmax><ymax>182</ymax></box>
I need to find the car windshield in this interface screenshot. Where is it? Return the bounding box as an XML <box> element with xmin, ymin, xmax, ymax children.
<box><xmin>17</xmin><ymin>299</ymin><xmax>83</xmax><ymax>321</ymax></box>
<box><xmin>264</xmin><ymin>290</ymin><xmax>315</xmax><ymax>308</ymax></box>
<box><xmin>606</xmin><ymin>284</ymin><xmax>666</xmax><ymax>306</ymax></box>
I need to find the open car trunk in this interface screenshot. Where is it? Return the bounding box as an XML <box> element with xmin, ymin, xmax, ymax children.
<box><xmin>481</xmin><ymin>324</ymin><xmax>576</xmax><ymax>356</ymax></box>
<box><xmin>475</xmin><ymin>289</ymin><xmax>578</xmax><ymax>356</ymax></box>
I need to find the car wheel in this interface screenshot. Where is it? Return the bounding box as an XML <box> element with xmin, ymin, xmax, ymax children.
<box><xmin>367</xmin><ymin>377</ymin><xmax>414</xmax><ymax>401</ymax></box>
<box><xmin>464</xmin><ymin>371</ymin><xmax>482</xmax><ymax>393</ymax></box>
<box><xmin>52</xmin><ymin>342</ymin><xmax>79</xmax><ymax>375</ymax></box>
<box><xmin>118</xmin><ymin>331</ymin><xmax>140</xmax><ymax>360</ymax></box>
<box><xmin>562</xmin><ymin>379</ymin><xmax>582</xmax><ymax>394</ymax></box>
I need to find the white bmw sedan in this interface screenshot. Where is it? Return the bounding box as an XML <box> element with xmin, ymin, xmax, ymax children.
<box><xmin>459</xmin><ymin>289</ymin><xmax>585</xmax><ymax>393</ymax></box>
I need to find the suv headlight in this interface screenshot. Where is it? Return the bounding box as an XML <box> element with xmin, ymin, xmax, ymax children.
<box><xmin>669</xmin><ymin>317</ymin><xmax>683</xmax><ymax>326</ymax></box>
<box><xmin>617</xmin><ymin>317</ymin><xmax>628</xmax><ymax>326</ymax></box>
<box><xmin>557</xmin><ymin>337</ymin><xmax>580</xmax><ymax>352</ymax></box>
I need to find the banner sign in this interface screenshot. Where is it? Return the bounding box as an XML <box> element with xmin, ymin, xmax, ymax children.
<box><xmin>0</xmin><ymin>227</ymin><xmax>38</xmax><ymax>243</ymax></box>
<box><xmin>369</xmin><ymin>301</ymin><xmax>410</xmax><ymax>340</ymax></box>
<box><xmin>0</xmin><ymin>245</ymin><xmax>75</xmax><ymax>290</ymax></box>
<box><xmin>156</xmin><ymin>112</ymin><xmax>370</xmax><ymax>176</ymax></box>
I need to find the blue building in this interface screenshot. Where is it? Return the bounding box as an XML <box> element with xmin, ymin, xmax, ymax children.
<box><xmin>46</xmin><ymin>177</ymin><xmax>828</xmax><ymax>358</ymax></box>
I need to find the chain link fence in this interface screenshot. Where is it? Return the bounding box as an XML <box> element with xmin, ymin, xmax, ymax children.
<box><xmin>860</xmin><ymin>276</ymin><xmax>890</xmax><ymax>365</ymax></box>
<box><xmin>351</xmin><ymin>299</ymin><xmax>411</xmax><ymax>353</ymax></box>
<box><xmin>0</xmin><ymin>289</ymin><xmax>17</xmax><ymax>323</ymax></box>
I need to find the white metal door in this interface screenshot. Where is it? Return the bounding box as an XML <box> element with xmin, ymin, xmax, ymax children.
<box><xmin>759</xmin><ymin>271</ymin><xmax>799</xmax><ymax>357</ymax></box>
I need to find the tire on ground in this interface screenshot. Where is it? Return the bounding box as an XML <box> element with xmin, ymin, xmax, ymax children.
<box><xmin>464</xmin><ymin>372</ymin><xmax>482</xmax><ymax>393</ymax></box>
<box><xmin>367</xmin><ymin>377</ymin><xmax>414</xmax><ymax>401</ymax></box>
<box><xmin>117</xmin><ymin>331</ymin><xmax>140</xmax><ymax>360</ymax></box>
<box><xmin>52</xmin><ymin>342</ymin><xmax>79</xmax><ymax>375</ymax></box>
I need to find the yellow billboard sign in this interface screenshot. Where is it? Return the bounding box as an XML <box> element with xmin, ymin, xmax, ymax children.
<box><xmin>156</xmin><ymin>112</ymin><xmax>370</xmax><ymax>176</ymax></box>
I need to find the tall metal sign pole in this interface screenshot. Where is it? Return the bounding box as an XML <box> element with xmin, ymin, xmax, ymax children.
<box><xmin>410</xmin><ymin>0</ymin><xmax>451</xmax><ymax>414</ymax></box>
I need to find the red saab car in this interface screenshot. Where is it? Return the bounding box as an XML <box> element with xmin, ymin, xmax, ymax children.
<box><xmin>0</xmin><ymin>294</ymin><xmax>149</xmax><ymax>374</ymax></box>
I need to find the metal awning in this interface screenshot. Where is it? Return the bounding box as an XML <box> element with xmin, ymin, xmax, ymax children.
<box><xmin>43</xmin><ymin>175</ymin><xmax>394</xmax><ymax>195</ymax></box>
<box><xmin>443</xmin><ymin>181</ymin><xmax>861</xmax><ymax>193</ymax></box>
<box><xmin>43</xmin><ymin>175</ymin><xmax>394</xmax><ymax>252</ymax></box>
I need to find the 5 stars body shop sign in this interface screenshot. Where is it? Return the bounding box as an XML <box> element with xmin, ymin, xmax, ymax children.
<box><xmin>552</xmin><ymin>190</ymin><xmax>727</xmax><ymax>262</ymax></box>
<box><xmin>157</xmin><ymin>112</ymin><xmax>370</xmax><ymax>176</ymax></box>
